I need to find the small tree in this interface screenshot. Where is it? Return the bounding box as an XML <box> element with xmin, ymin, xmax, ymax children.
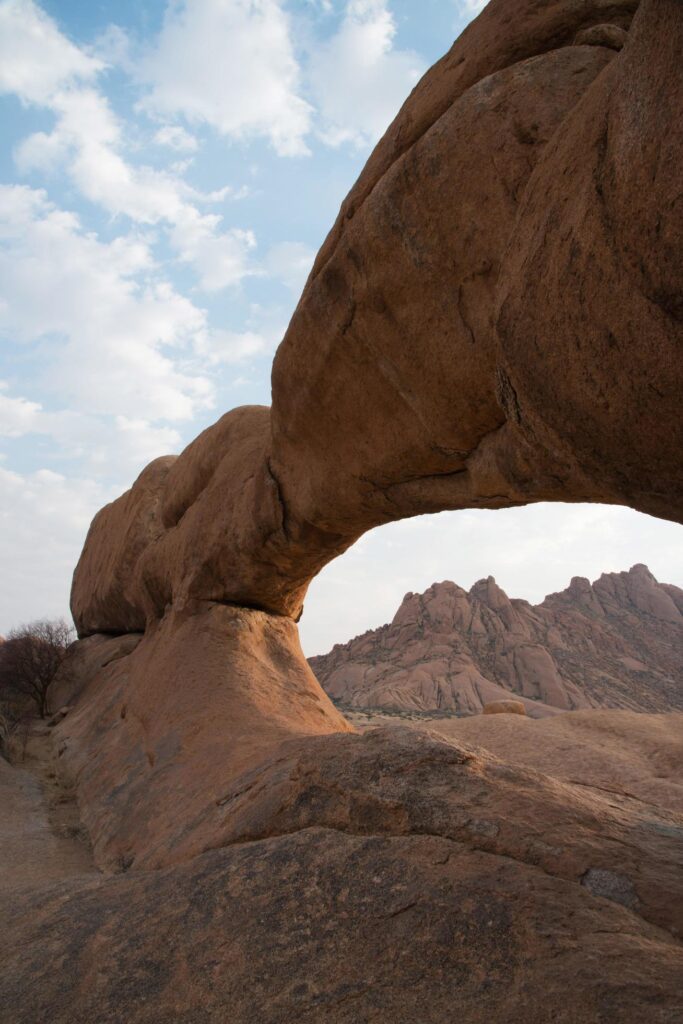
<box><xmin>0</xmin><ymin>619</ymin><xmax>74</xmax><ymax>719</ymax></box>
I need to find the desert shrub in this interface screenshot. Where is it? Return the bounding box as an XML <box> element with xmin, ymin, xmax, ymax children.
<box><xmin>0</xmin><ymin>619</ymin><xmax>74</xmax><ymax>720</ymax></box>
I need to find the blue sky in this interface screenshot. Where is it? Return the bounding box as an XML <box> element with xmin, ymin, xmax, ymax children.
<box><xmin>1</xmin><ymin>0</ymin><xmax>681</xmax><ymax>653</ymax></box>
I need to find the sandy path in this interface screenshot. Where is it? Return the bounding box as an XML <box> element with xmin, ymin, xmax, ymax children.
<box><xmin>0</xmin><ymin>727</ymin><xmax>95</xmax><ymax>896</ymax></box>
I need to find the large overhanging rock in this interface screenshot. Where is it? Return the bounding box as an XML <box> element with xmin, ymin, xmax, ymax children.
<box><xmin>72</xmin><ymin>0</ymin><xmax>680</xmax><ymax>641</ymax></box>
<box><xmin>496</xmin><ymin>0</ymin><xmax>683</xmax><ymax>519</ymax></box>
<box><xmin>59</xmin><ymin>0</ymin><xmax>682</xmax><ymax>870</ymax></box>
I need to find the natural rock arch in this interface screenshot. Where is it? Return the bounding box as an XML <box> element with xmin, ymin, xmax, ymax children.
<box><xmin>57</xmin><ymin>0</ymin><xmax>682</xmax><ymax>871</ymax></box>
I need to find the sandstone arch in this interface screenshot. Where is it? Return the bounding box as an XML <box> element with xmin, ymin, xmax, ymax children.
<box><xmin>57</xmin><ymin>0</ymin><xmax>682</xmax><ymax>871</ymax></box>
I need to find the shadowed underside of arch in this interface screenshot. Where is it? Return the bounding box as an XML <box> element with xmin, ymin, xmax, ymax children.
<box><xmin>54</xmin><ymin>0</ymin><xmax>682</xmax><ymax>872</ymax></box>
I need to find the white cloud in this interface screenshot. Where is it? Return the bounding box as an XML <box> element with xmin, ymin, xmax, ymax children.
<box><xmin>4</xmin><ymin>1</ymin><xmax>256</xmax><ymax>292</ymax></box>
<box><xmin>0</xmin><ymin>185</ymin><xmax>212</xmax><ymax>423</ymax></box>
<box><xmin>16</xmin><ymin>88</ymin><xmax>189</xmax><ymax>223</ymax></box>
<box><xmin>112</xmin><ymin>416</ymin><xmax>181</xmax><ymax>467</ymax></box>
<box><xmin>0</xmin><ymin>465</ymin><xmax>114</xmax><ymax>632</ymax></box>
<box><xmin>139</xmin><ymin>0</ymin><xmax>313</xmax><ymax>157</ymax></box>
<box><xmin>0</xmin><ymin>380</ymin><xmax>181</xmax><ymax>475</ymax></box>
<box><xmin>266</xmin><ymin>240</ymin><xmax>315</xmax><ymax>293</ymax></box>
<box><xmin>0</xmin><ymin>384</ymin><xmax>42</xmax><ymax>437</ymax></box>
<box><xmin>0</xmin><ymin>184</ymin><xmax>270</xmax><ymax>482</ymax></box>
<box><xmin>300</xmin><ymin>504</ymin><xmax>683</xmax><ymax>655</ymax></box>
<box><xmin>19</xmin><ymin>98</ymin><xmax>255</xmax><ymax>290</ymax></box>
<box><xmin>0</xmin><ymin>0</ymin><xmax>102</xmax><ymax>105</ymax></box>
<box><xmin>154</xmin><ymin>124</ymin><xmax>199</xmax><ymax>152</ymax></box>
<box><xmin>309</xmin><ymin>0</ymin><xmax>425</xmax><ymax>148</ymax></box>
<box><xmin>169</xmin><ymin>208</ymin><xmax>257</xmax><ymax>291</ymax></box>
<box><xmin>458</xmin><ymin>0</ymin><xmax>488</xmax><ymax>13</ymax></box>
<box><xmin>14</xmin><ymin>86</ymin><xmax>256</xmax><ymax>288</ymax></box>
<box><xmin>194</xmin><ymin>328</ymin><xmax>271</xmax><ymax>366</ymax></box>
<box><xmin>91</xmin><ymin>23</ymin><xmax>132</xmax><ymax>69</ymax></box>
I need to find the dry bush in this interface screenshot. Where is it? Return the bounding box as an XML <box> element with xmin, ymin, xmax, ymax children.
<box><xmin>0</xmin><ymin>619</ymin><xmax>75</xmax><ymax>720</ymax></box>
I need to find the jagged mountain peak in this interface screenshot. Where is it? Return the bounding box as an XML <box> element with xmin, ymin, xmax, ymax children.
<box><xmin>310</xmin><ymin>567</ymin><xmax>682</xmax><ymax>719</ymax></box>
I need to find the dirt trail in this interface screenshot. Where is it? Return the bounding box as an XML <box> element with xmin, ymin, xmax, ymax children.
<box><xmin>0</xmin><ymin>721</ymin><xmax>96</xmax><ymax>896</ymax></box>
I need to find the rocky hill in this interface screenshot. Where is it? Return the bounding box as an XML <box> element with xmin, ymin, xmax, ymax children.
<box><xmin>310</xmin><ymin>565</ymin><xmax>683</xmax><ymax>717</ymax></box>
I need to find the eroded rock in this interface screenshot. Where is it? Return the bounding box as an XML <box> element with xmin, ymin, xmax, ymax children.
<box><xmin>2</xmin><ymin>712</ymin><xmax>683</xmax><ymax>1024</ymax></box>
<box><xmin>310</xmin><ymin>567</ymin><xmax>683</xmax><ymax>716</ymax></box>
<box><xmin>483</xmin><ymin>700</ymin><xmax>527</xmax><ymax>716</ymax></box>
<box><xmin>16</xmin><ymin>2</ymin><xmax>683</xmax><ymax>1018</ymax></box>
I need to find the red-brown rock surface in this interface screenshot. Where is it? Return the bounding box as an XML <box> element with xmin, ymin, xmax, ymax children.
<box><xmin>483</xmin><ymin>700</ymin><xmax>526</xmax><ymax>716</ymax></box>
<box><xmin>54</xmin><ymin>605</ymin><xmax>351</xmax><ymax>871</ymax></box>
<box><xmin>62</xmin><ymin>4</ymin><xmax>681</xmax><ymax>841</ymax></box>
<box><xmin>5</xmin><ymin>0</ymin><xmax>683</xmax><ymax>1019</ymax></box>
<box><xmin>496</xmin><ymin>0</ymin><xmax>683</xmax><ymax>522</ymax></box>
<box><xmin>2</xmin><ymin>711</ymin><xmax>683</xmax><ymax>1023</ymax></box>
<box><xmin>69</xmin><ymin>0</ymin><xmax>682</xmax><ymax>649</ymax></box>
<box><xmin>310</xmin><ymin>565</ymin><xmax>683</xmax><ymax>717</ymax></box>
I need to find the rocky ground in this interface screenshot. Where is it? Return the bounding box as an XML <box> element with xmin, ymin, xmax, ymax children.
<box><xmin>0</xmin><ymin>724</ymin><xmax>93</xmax><ymax>894</ymax></box>
<box><xmin>1</xmin><ymin>708</ymin><xmax>682</xmax><ymax>1024</ymax></box>
<box><xmin>311</xmin><ymin>565</ymin><xmax>683</xmax><ymax>717</ymax></box>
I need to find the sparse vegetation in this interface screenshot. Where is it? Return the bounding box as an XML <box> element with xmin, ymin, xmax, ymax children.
<box><xmin>0</xmin><ymin>619</ymin><xmax>74</xmax><ymax>723</ymax></box>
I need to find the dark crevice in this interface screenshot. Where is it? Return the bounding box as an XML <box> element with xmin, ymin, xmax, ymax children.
<box><xmin>340</xmin><ymin>299</ymin><xmax>357</xmax><ymax>335</ymax></box>
<box><xmin>457</xmin><ymin>283</ymin><xmax>476</xmax><ymax>345</ymax></box>
<box><xmin>265</xmin><ymin>457</ymin><xmax>291</xmax><ymax>542</ymax></box>
<box><xmin>208</xmin><ymin>597</ymin><xmax>291</xmax><ymax>619</ymax></box>
<box><xmin>496</xmin><ymin>367</ymin><xmax>523</xmax><ymax>425</ymax></box>
<box><xmin>76</xmin><ymin>628</ymin><xmax>143</xmax><ymax>641</ymax></box>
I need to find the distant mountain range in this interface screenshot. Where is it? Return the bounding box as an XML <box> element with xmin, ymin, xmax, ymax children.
<box><xmin>310</xmin><ymin>565</ymin><xmax>683</xmax><ymax>718</ymax></box>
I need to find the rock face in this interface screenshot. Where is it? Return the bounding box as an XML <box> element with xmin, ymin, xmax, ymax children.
<box><xmin>2</xmin><ymin>711</ymin><xmax>683</xmax><ymax>1023</ymax></box>
<box><xmin>483</xmin><ymin>700</ymin><xmax>526</xmax><ymax>716</ymax></box>
<box><xmin>496</xmin><ymin>0</ymin><xmax>683</xmax><ymax>519</ymax></box>
<box><xmin>57</xmin><ymin>0</ymin><xmax>683</xmax><ymax>880</ymax></box>
<box><xmin>310</xmin><ymin>565</ymin><xmax>683</xmax><ymax>717</ymax></box>
<box><xmin>55</xmin><ymin>606</ymin><xmax>350</xmax><ymax>871</ymax></box>
<box><xmin>70</xmin><ymin>0</ymin><xmax>681</xmax><ymax>642</ymax></box>
<box><xmin>6</xmin><ymin>1</ymin><xmax>683</xmax><ymax>1019</ymax></box>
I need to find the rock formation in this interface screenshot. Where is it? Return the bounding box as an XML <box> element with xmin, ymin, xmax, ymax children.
<box><xmin>311</xmin><ymin>565</ymin><xmax>683</xmax><ymax>717</ymax></box>
<box><xmin>3</xmin><ymin>1</ymin><xmax>683</xmax><ymax>1020</ymax></box>
<box><xmin>2</xmin><ymin>711</ymin><xmax>683</xmax><ymax>1022</ymax></box>
<box><xmin>483</xmin><ymin>699</ymin><xmax>527</xmax><ymax>715</ymax></box>
<box><xmin>55</xmin><ymin>0</ymin><xmax>682</xmax><ymax>871</ymax></box>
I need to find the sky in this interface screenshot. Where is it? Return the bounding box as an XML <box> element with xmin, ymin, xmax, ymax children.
<box><xmin>0</xmin><ymin>0</ymin><xmax>681</xmax><ymax>655</ymax></box>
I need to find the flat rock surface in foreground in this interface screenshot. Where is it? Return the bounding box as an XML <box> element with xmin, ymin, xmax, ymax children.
<box><xmin>1</xmin><ymin>711</ymin><xmax>682</xmax><ymax>1024</ymax></box>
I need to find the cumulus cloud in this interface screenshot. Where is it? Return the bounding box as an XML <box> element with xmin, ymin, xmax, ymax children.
<box><xmin>169</xmin><ymin>208</ymin><xmax>258</xmax><ymax>291</ymax></box>
<box><xmin>0</xmin><ymin>466</ymin><xmax>114</xmax><ymax>632</ymax></box>
<box><xmin>0</xmin><ymin>382</ymin><xmax>182</xmax><ymax>474</ymax></box>
<box><xmin>309</xmin><ymin>0</ymin><xmax>425</xmax><ymax>148</ymax></box>
<box><xmin>0</xmin><ymin>185</ymin><xmax>212</xmax><ymax>422</ymax></box>
<box><xmin>138</xmin><ymin>0</ymin><xmax>313</xmax><ymax>156</ymax></box>
<box><xmin>153</xmin><ymin>124</ymin><xmax>199</xmax><ymax>152</ymax></box>
<box><xmin>195</xmin><ymin>328</ymin><xmax>272</xmax><ymax>365</ymax></box>
<box><xmin>265</xmin><ymin>240</ymin><xmax>316</xmax><ymax>293</ymax></box>
<box><xmin>4</xmin><ymin>0</ymin><xmax>256</xmax><ymax>293</ymax></box>
<box><xmin>0</xmin><ymin>0</ymin><xmax>102</xmax><ymax>104</ymax></box>
<box><xmin>14</xmin><ymin>88</ymin><xmax>258</xmax><ymax>288</ymax></box>
<box><xmin>0</xmin><ymin>170</ymin><xmax>274</xmax><ymax>627</ymax></box>
<box><xmin>0</xmin><ymin>384</ymin><xmax>42</xmax><ymax>437</ymax></box>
